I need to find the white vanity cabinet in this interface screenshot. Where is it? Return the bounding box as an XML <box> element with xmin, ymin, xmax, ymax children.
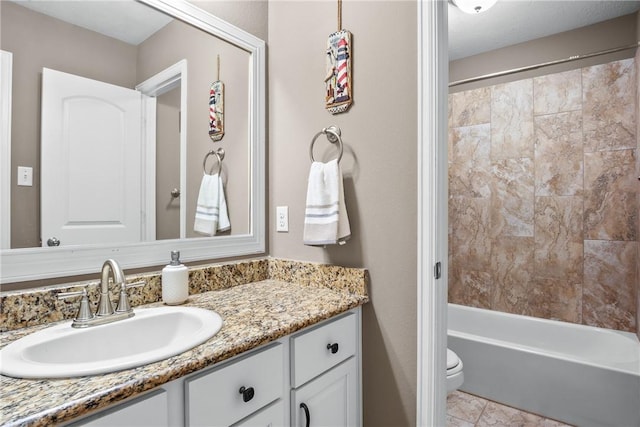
<box><xmin>290</xmin><ymin>311</ymin><xmax>359</xmax><ymax>427</ymax></box>
<box><xmin>65</xmin><ymin>308</ymin><xmax>361</xmax><ymax>427</ymax></box>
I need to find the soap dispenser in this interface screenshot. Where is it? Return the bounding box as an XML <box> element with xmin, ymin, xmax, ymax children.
<box><xmin>162</xmin><ymin>251</ymin><xmax>189</xmax><ymax>305</ymax></box>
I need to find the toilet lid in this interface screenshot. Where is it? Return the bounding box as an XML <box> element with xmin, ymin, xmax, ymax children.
<box><xmin>447</xmin><ymin>349</ymin><xmax>460</xmax><ymax>370</ymax></box>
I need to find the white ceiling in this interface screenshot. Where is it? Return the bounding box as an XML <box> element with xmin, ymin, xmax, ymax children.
<box><xmin>7</xmin><ymin>0</ymin><xmax>172</xmax><ymax>46</ymax></box>
<box><xmin>449</xmin><ymin>0</ymin><xmax>640</xmax><ymax>60</ymax></box>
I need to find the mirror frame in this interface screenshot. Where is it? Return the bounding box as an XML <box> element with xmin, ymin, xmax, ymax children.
<box><xmin>0</xmin><ymin>0</ymin><xmax>266</xmax><ymax>284</ymax></box>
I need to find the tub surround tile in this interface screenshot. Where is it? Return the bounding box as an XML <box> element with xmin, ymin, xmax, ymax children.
<box><xmin>448</xmin><ymin>267</ymin><xmax>492</xmax><ymax>310</ymax></box>
<box><xmin>0</xmin><ymin>272</ymin><xmax>369</xmax><ymax>426</ymax></box>
<box><xmin>490</xmin><ymin>158</ymin><xmax>534</xmax><ymax>237</ymax></box>
<box><xmin>0</xmin><ymin>258</ymin><xmax>367</xmax><ymax>333</ymax></box>
<box><xmin>583</xmin><ymin>240</ymin><xmax>637</xmax><ymax>332</ymax></box>
<box><xmin>449</xmin><ymin>124</ymin><xmax>492</xmax><ymax>198</ymax></box>
<box><xmin>490</xmin><ymin>237</ymin><xmax>534</xmax><ymax>316</ymax></box>
<box><xmin>449</xmin><ymin>56</ymin><xmax>638</xmax><ymax>334</ymax></box>
<box><xmin>529</xmin><ymin>278</ymin><xmax>582</xmax><ymax>324</ymax></box>
<box><xmin>584</xmin><ymin>149</ymin><xmax>638</xmax><ymax>241</ymax></box>
<box><xmin>534</xmin><ymin>196</ymin><xmax>584</xmax><ymax>284</ymax></box>
<box><xmin>449</xmin><ymin>197</ymin><xmax>492</xmax><ymax>271</ymax></box>
<box><xmin>491</xmin><ymin>80</ymin><xmax>534</xmax><ymax>160</ymax></box>
<box><xmin>637</xmin><ymin>49</ymin><xmax>640</xmax><ymax>342</ymax></box>
<box><xmin>534</xmin><ymin>112</ymin><xmax>583</xmax><ymax>197</ymax></box>
<box><xmin>583</xmin><ymin>59</ymin><xmax>636</xmax><ymax>152</ymax></box>
<box><xmin>533</xmin><ymin>69</ymin><xmax>582</xmax><ymax>115</ymax></box>
<box><xmin>450</xmin><ymin>87</ymin><xmax>491</xmax><ymax>127</ymax></box>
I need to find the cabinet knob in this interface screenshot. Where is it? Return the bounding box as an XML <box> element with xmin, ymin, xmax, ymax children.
<box><xmin>327</xmin><ymin>342</ymin><xmax>339</xmax><ymax>354</ymax></box>
<box><xmin>238</xmin><ymin>386</ymin><xmax>255</xmax><ymax>402</ymax></box>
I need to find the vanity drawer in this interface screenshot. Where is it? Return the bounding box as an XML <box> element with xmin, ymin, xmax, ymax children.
<box><xmin>291</xmin><ymin>311</ymin><xmax>357</xmax><ymax>388</ymax></box>
<box><xmin>185</xmin><ymin>343</ymin><xmax>284</xmax><ymax>426</ymax></box>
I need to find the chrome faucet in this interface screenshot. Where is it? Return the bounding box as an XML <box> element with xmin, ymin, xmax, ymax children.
<box><xmin>57</xmin><ymin>259</ymin><xmax>145</xmax><ymax>328</ymax></box>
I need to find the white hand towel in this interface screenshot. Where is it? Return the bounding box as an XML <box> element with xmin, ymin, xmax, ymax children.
<box><xmin>217</xmin><ymin>174</ymin><xmax>231</xmax><ymax>233</ymax></box>
<box><xmin>303</xmin><ymin>159</ymin><xmax>351</xmax><ymax>246</ymax></box>
<box><xmin>194</xmin><ymin>173</ymin><xmax>230</xmax><ymax>236</ymax></box>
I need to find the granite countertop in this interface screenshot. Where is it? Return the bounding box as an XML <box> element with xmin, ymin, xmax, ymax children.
<box><xmin>0</xmin><ymin>277</ymin><xmax>368</xmax><ymax>427</ymax></box>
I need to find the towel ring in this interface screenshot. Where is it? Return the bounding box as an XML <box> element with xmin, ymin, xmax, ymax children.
<box><xmin>309</xmin><ymin>126</ymin><xmax>343</xmax><ymax>163</ymax></box>
<box><xmin>203</xmin><ymin>148</ymin><xmax>225</xmax><ymax>175</ymax></box>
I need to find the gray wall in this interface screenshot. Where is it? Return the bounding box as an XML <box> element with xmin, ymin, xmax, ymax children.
<box><xmin>268</xmin><ymin>1</ymin><xmax>418</xmax><ymax>425</ymax></box>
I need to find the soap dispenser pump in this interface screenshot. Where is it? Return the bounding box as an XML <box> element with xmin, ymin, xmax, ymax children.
<box><xmin>162</xmin><ymin>251</ymin><xmax>189</xmax><ymax>305</ymax></box>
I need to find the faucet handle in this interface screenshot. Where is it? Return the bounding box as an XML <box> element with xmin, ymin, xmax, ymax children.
<box><xmin>58</xmin><ymin>287</ymin><xmax>94</xmax><ymax>323</ymax></box>
<box><xmin>115</xmin><ymin>280</ymin><xmax>146</xmax><ymax>314</ymax></box>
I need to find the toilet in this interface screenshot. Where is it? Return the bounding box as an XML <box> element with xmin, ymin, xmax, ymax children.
<box><xmin>446</xmin><ymin>348</ymin><xmax>464</xmax><ymax>394</ymax></box>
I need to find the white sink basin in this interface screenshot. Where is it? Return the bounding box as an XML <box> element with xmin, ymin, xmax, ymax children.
<box><xmin>0</xmin><ymin>306</ymin><xmax>223</xmax><ymax>379</ymax></box>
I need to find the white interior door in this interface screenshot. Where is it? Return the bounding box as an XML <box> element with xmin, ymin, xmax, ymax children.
<box><xmin>41</xmin><ymin>68</ymin><xmax>144</xmax><ymax>247</ymax></box>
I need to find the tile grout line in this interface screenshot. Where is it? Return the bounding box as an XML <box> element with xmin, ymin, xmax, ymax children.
<box><xmin>473</xmin><ymin>399</ymin><xmax>489</xmax><ymax>426</ymax></box>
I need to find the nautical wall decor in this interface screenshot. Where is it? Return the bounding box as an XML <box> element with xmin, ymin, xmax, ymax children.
<box><xmin>325</xmin><ymin>0</ymin><xmax>352</xmax><ymax>114</ymax></box>
<box><xmin>209</xmin><ymin>55</ymin><xmax>225</xmax><ymax>142</ymax></box>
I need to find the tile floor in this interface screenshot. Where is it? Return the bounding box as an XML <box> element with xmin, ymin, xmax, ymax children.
<box><xmin>447</xmin><ymin>390</ymin><xmax>574</xmax><ymax>427</ymax></box>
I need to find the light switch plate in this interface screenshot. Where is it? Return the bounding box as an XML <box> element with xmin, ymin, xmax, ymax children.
<box><xmin>17</xmin><ymin>166</ymin><xmax>33</xmax><ymax>187</ymax></box>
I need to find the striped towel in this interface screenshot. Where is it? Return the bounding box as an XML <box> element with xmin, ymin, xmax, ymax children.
<box><xmin>194</xmin><ymin>173</ymin><xmax>230</xmax><ymax>236</ymax></box>
<box><xmin>303</xmin><ymin>159</ymin><xmax>350</xmax><ymax>246</ymax></box>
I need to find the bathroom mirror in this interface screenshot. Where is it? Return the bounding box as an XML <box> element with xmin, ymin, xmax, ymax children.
<box><xmin>0</xmin><ymin>0</ymin><xmax>265</xmax><ymax>284</ymax></box>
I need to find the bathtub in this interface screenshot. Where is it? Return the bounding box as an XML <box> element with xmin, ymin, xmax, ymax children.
<box><xmin>448</xmin><ymin>303</ymin><xmax>640</xmax><ymax>427</ymax></box>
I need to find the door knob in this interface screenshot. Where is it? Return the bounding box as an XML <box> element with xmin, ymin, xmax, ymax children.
<box><xmin>47</xmin><ymin>237</ymin><xmax>61</xmax><ymax>246</ymax></box>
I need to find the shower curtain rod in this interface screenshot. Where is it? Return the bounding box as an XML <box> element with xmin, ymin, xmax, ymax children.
<box><xmin>449</xmin><ymin>42</ymin><xmax>640</xmax><ymax>87</ymax></box>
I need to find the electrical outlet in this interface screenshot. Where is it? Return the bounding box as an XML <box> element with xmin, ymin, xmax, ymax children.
<box><xmin>276</xmin><ymin>206</ymin><xmax>288</xmax><ymax>232</ymax></box>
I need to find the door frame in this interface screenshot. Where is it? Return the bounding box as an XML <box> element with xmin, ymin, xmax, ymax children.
<box><xmin>136</xmin><ymin>59</ymin><xmax>188</xmax><ymax>240</ymax></box>
<box><xmin>1</xmin><ymin>50</ymin><xmax>13</xmax><ymax>249</ymax></box>
<box><xmin>416</xmin><ymin>1</ymin><xmax>448</xmax><ymax>426</ymax></box>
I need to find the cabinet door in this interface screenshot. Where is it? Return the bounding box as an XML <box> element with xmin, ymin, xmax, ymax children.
<box><xmin>68</xmin><ymin>389</ymin><xmax>169</xmax><ymax>427</ymax></box>
<box><xmin>292</xmin><ymin>358</ymin><xmax>357</xmax><ymax>427</ymax></box>
<box><xmin>232</xmin><ymin>400</ymin><xmax>285</xmax><ymax>427</ymax></box>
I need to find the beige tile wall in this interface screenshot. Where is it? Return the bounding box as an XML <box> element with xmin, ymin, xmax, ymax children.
<box><xmin>448</xmin><ymin>58</ymin><xmax>638</xmax><ymax>333</ymax></box>
<box><xmin>636</xmin><ymin>47</ymin><xmax>640</xmax><ymax>341</ymax></box>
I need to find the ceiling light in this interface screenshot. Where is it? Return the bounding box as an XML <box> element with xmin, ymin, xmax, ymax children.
<box><xmin>452</xmin><ymin>0</ymin><xmax>497</xmax><ymax>14</ymax></box>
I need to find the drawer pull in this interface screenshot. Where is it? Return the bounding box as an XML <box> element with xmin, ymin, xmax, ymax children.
<box><xmin>327</xmin><ymin>342</ymin><xmax>339</xmax><ymax>354</ymax></box>
<box><xmin>300</xmin><ymin>403</ymin><xmax>311</xmax><ymax>427</ymax></box>
<box><xmin>238</xmin><ymin>386</ymin><xmax>255</xmax><ymax>402</ymax></box>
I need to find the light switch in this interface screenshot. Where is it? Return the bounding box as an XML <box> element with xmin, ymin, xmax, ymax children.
<box><xmin>17</xmin><ymin>166</ymin><xmax>33</xmax><ymax>187</ymax></box>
